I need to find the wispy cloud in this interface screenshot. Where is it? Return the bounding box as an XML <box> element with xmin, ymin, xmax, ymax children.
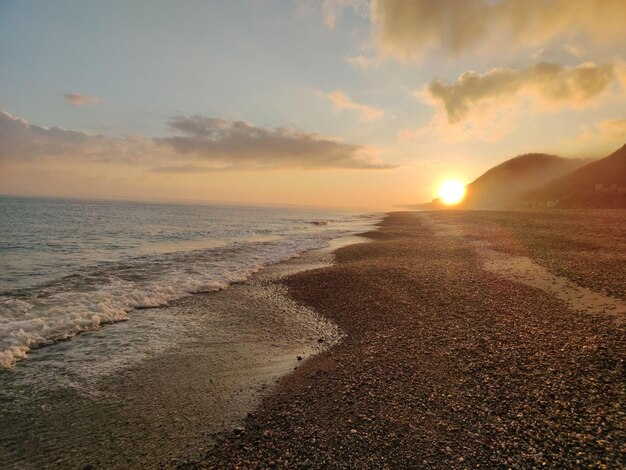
<box><xmin>563</xmin><ymin>44</ymin><xmax>586</xmax><ymax>58</ymax></box>
<box><xmin>346</xmin><ymin>54</ymin><xmax>379</xmax><ymax>68</ymax></box>
<box><xmin>568</xmin><ymin>118</ymin><xmax>626</xmax><ymax>148</ymax></box>
<box><xmin>64</xmin><ymin>93</ymin><xmax>100</xmax><ymax>106</ymax></box>
<box><xmin>324</xmin><ymin>90</ymin><xmax>384</xmax><ymax>121</ymax></box>
<box><xmin>149</xmin><ymin>164</ymin><xmax>227</xmax><ymax>174</ymax></box>
<box><xmin>372</xmin><ymin>0</ymin><xmax>626</xmax><ymax>60</ymax></box>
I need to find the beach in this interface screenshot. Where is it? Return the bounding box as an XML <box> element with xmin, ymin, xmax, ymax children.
<box><xmin>3</xmin><ymin>2</ymin><xmax>625</xmax><ymax>467</ymax></box>
<box><xmin>193</xmin><ymin>210</ymin><xmax>625</xmax><ymax>468</ymax></box>
<box><xmin>1</xmin><ymin>209</ymin><xmax>624</xmax><ymax>468</ymax></box>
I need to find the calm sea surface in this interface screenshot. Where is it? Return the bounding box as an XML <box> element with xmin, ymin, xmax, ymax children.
<box><xmin>0</xmin><ymin>196</ymin><xmax>379</xmax><ymax>368</ymax></box>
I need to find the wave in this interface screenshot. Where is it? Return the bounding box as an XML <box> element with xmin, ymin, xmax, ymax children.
<box><xmin>0</xmin><ymin>230</ymin><xmax>352</xmax><ymax>369</ymax></box>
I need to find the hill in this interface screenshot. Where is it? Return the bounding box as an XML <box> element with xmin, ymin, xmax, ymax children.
<box><xmin>411</xmin><ymin>153</ymin><xmax>590</xmax><ymax>210</ymax></box>
<box><xmin>525</xmin><ymin>144</ymin><xmax>626</xmax><ymax>208</ymax></box>
<box><xmin>461</xmin><ymin>153</ymin><xmax>590</xmax><ymax>209</ymax></box>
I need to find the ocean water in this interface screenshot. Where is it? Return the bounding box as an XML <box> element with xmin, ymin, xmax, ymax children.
<box><xmin>0</xmin><ymin>196</ymin><xmax>378</xmax><ymax>369</ymax></box>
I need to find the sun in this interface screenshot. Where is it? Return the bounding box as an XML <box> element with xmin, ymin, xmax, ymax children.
<box><xmin>438</xmin><ymin>179</ymin><xmax>466</xmax><ymax>205</ymax></box>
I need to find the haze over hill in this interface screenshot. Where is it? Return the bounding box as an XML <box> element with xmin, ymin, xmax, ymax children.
<box><xmin>461</xmin><ymin>154</ymin><xmax>591</xmax><ymax>209</ymax></box>
<box><xmin>413</xmin><ymin>153</ymin><xmax>591</xmax><ymax>210</ymax></box>
<box><xmin>527</xmin><ymin>144</ymin><xmax>626</xmax><ymax>208</ymax></box>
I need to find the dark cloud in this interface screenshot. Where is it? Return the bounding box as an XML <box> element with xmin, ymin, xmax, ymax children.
<box><xmin>156</xmin><ymin>115</ymin><xmax>393</xmax><ymax>169</ymax></box>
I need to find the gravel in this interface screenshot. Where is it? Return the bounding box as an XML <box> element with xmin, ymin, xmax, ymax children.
<box><xmin>184</xmin><ymin>211</ymin><xmax>625</xmax><ymax>469</ymax></box>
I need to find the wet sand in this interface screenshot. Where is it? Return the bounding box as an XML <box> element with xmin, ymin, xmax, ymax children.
<box><xmin>0</xmin><ymin>238</ymin><xmax>357</xmax><ymax>469</ymax></box>
<box><xmin>195</xmin><ymin>210</ymin><xmax>625</xmax><ymax>468</ymax></box>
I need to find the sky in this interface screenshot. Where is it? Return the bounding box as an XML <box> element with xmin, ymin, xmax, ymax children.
<box><xmin>1</xmin><ymin>0</ymin><xmax>625</xmax><ymax>209</ymax></box>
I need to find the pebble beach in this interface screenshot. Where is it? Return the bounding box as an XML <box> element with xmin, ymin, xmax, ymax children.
<box><xmin>191</xmin><ymin>210</ymin><xmax>625</xmax><ymax>468</ymax></box>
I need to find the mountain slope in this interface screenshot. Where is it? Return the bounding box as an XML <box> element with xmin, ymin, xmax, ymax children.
<box><xmin>526</xmin><ymin>144</ymin><xmax>626</xmax><ymax>208</ymax></box>
<box><xmin>459</xmin><ymin>153</ymin><xmax>590</xmax><ymax>209</ymax></box>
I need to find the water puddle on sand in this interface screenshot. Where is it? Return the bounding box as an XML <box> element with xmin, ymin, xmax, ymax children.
<box><xmin>422</xmin><ymin>214</ymin><xmax>626</xmax><ymax>325</ymax></box>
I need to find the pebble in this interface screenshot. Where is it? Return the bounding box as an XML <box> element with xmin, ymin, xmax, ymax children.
<box><xmin>187</xmin><ymin>211</ymin><xmax>625</xmax><ymax>469</ymax></box>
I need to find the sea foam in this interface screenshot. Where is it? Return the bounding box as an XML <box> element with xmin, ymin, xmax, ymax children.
<box><xmin>0</xmin><ymin>229</ymin><xmax>360</xmax><ymax>368</ymax></box>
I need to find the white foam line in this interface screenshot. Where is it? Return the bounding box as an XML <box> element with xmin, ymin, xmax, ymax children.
<box><xmin>0</xmin><ymin>217</ymin><xmax>381</xmax><ymax>369</ymax></box>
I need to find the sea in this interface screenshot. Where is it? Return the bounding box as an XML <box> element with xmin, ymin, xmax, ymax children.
<box><xmin>0</xmin><ymin>196</ymin><xmax>379</xmax><ymax>370</ymax></box>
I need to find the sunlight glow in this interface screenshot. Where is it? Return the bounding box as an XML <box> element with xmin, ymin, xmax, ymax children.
<box><xmin>438</xmin><ymin>180</ymin><xmax>466</xmax><ymax>205</ymax></box>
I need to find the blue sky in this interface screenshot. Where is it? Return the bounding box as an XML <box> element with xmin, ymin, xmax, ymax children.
<box><xmin>1</xmin><ymin>0</ymin><xmax>625</xmax><ymax>208</ymax></box>
<box><xmin>1</xmin><ymin>1</ymin><xmax>374</xmax><ymax>134</ymax></box>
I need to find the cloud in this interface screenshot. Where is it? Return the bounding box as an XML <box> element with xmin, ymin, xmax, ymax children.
<box><xmin>64</xmin><ymin>93</ymin><xmax>100</xmax><ymax>106</ymax></box>
<box><xmin>396</xmin><ymin>128</ymin><xmax>415</xmax><ymax>141</ymax></box>
<box><xmin>414</xmin><ymin>105</ymin><xmax>520</xmax><ymax>143</ymax></box>
<box><xmin>599</xmin><ymin>118</ymin><xmax>626</xmax><ymax>138</ymax></box>
<box><xmin>569</xmin><ymin>118</ymin><xmax>626</xmax><ymax>147</ymax></box>
<box><xmin>371</xmin><ymin>0</ymin><xmax>626</xmax><ymax>59</ymax></box>
<box><xmin>346</xmin><ymin>54</ymin><xmax>378</xmax><ymax>68</ymax></box>
<box><xmin>0</xmin><ymin>111</ymin><xmax>154</xmax><ymax>163</ymax></box>
<box><xmin>0</xmin><ymin>110</ymin><xmax>394</xmax><ymax>171</ymax></box>
<box><xmin>617</xmin><ymin>59</ymin><xmax>626</xmax><ymax>89</ymax></box>
<box><xmin>324</xmin><ymin>90</ymin><xmax>384</xmax><ymax>121</ymax></box>
<box><xmin>321</xmin><ymin>0</ymin><xmax>368</xmax><ymax>30</ymax></box>
<box><xmin>156</xmin><ymin>115</ymin><xmax>392</xmax><ymax>169</ymax></box>
<box><xmin>149</xmin><ymin>164</ymin><xmax>228</xmax><ymax>174</ymax></box>
<box><xmin>563</xmin><ymin>44</ymin><xmax>586</xmax><ymax>58</ymax></box>
<box><xmin>421</xmin><ymin>61</ymin><xmax>618</xmax><ymax>125</ymax></box>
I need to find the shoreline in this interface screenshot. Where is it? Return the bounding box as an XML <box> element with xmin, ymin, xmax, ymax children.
<box><xmin>0</xmin><ymin>200</ymin><xmax>380</xmax><ymax>370</ymax></box>
<box><xmin>2</xmin><ymin>210</ymin><xmax>624</xmax><ymax>468</ymax></box>
<box><xmin>0</xmin><ymin>233</ymin><xmax>367</xmax><ymax>469</ymax></box>
<box><xmin>194</xmin><ymin>210</ymin><xmax>625</xmax><ymax>468</ymax></box>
